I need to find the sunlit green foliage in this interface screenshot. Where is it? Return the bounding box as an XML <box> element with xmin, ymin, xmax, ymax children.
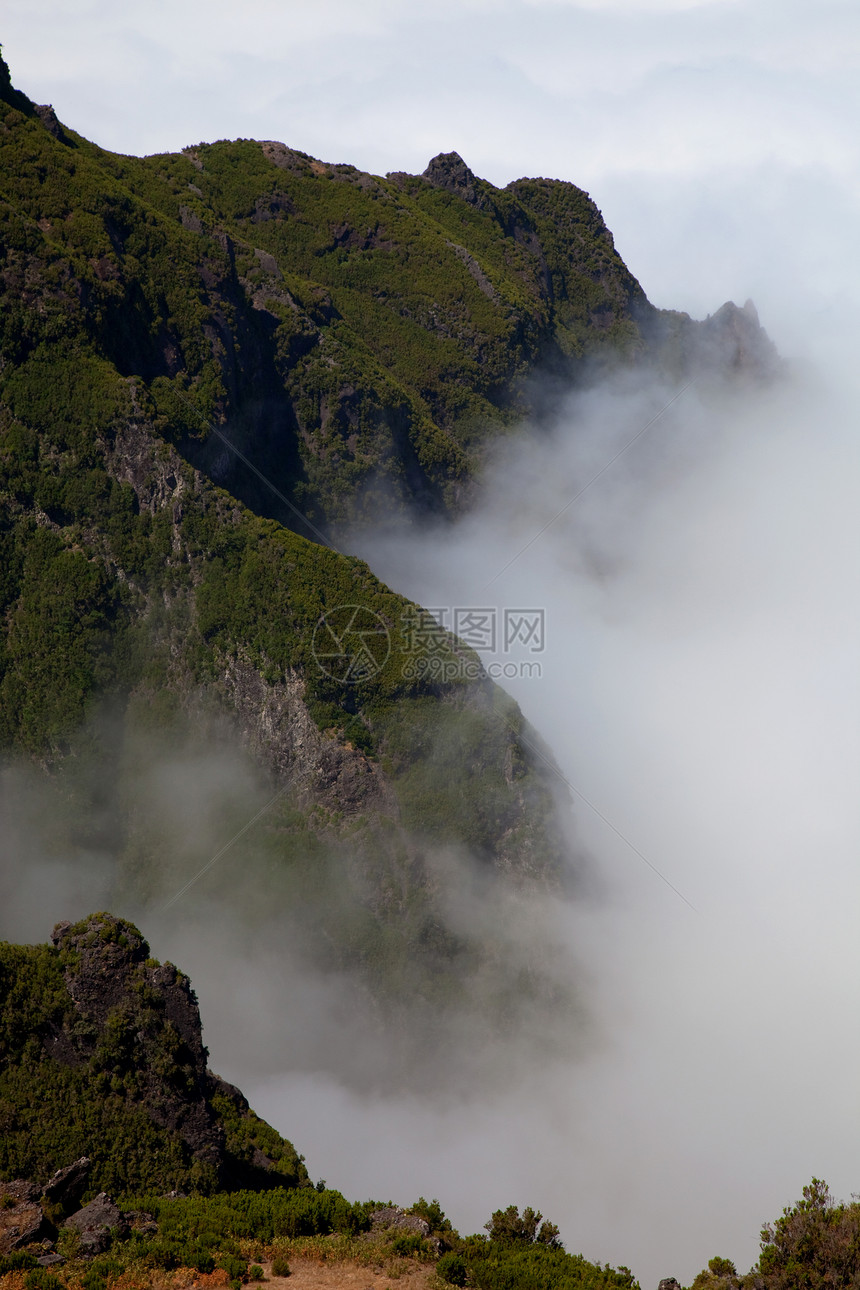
<box><xmin>437</xmin><ymin>1207</ymin><xmax>639</xmax><ymax>1290</ymax></box>
<box><xmin>755</xmin><ymin>1179</ymin><xmax>860</xmax><ymax>1290</ymax></box>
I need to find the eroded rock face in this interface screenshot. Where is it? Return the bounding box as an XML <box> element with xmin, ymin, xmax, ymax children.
<box><xmin>422</xmin><ymin>151</ymin><xmax>488</xmax><ymax>209</ymax></box>
<box><xmin>700</xmin><ymin>298</ymin><xmax>781</xmax><ymax>376</ymax></box>
<box><xmin>0</xmin><ymin>1165</ymin><xmax>158</xmax><ymax>1260</ymax></box>
<box><xmin>48</xmin><ymin>915</ymin><xmax>223</xmax><ymax>1174</ymax></box>
<box><xmin>63</xmin><ymin>1193</ymin><xmax>128</xmax><ymax>1255</ymax></box>
<box><xmin>0</xmin><ymin>1182</ymin><xmax>49</xmax><ymax>1254</ymax></box>
<box><xmin>369</xmin><ymin>1206</ymin><xmax>431</xmax><ymax>1237</ymax></box>
<box><xmin>42</xmin><ymin>1158</ymin><xmax>92</xmax><ymax>1218</ymax></box>
<box><xmin>0</xmin><ymin>914</ymin><xmax>309</xmax><ymax>1196</ymax></box>
<box><xmin>51</xmin><ymin>917</ymin><xmax>151</xmax><ymax>1020</ymax></box>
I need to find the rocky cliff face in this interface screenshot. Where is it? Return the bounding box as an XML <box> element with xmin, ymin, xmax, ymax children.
<box><xmin>48</xmin><ymin>916</ymin><xmax>222</xmax><ymax>1173</ymax></box>
<box><xmin>0</xmin><ymin>914</ymin><xmax>309</xmax><ymax>1196</ymax></box>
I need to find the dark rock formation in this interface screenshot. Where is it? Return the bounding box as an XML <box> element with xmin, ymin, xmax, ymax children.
<box><xmin>125</xmin><ymin>1210</ymin><xmax>158</xmax><ymax>1235</ymax></box>
<box><xmin>700</xmin><ymin>298</ymin><xmax>780</xmax><ymax>375</ymax></box>
<box><xmin>63</xmin><ymin>1193</ymin><xmax>128</xmax><ymax>1255</ymax></box>
<box><xmin>422</xmin><ymin>151</ymin><xmax>489</xmax><ymax>209</ymax></box>
<box><xmin>42</xmin><ymin>1158</ymin><xmax>92</xmax><ymax>1218</ymax></box>
<box><xmin>33</xmin><ymin>104</ymin><xmax>65</xmax><ymax>140</ymax></box>
<box><xmin>0</xmin><ymin>915</ymin><xmax>308</xmax><ymax>1195</ymax></box>
<box><xmin>49</xmin><ymin>915</ymin><xmax>223</xmax><ymax>1174</ymax></box>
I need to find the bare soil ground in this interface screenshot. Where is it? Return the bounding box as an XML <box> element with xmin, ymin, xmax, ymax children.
<box><xmin>260</xmin><ymin>1260</ymin><xmax>437</xmax><ymax>1290</ymax></box>
<box><xmin>171</xmin><ymin>1260</ymin><xmax>438</xmax><ymax>1290</ymax></box>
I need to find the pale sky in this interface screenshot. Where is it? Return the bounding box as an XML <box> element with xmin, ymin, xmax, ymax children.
<box><xmin>5</xmin><ymin>1</ymin><xmax>860</xmax><ymax>326</ymax></box>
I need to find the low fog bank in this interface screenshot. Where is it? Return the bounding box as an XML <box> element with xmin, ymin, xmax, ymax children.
<box><xmin>3</xmin><ymin>329</ymin><xmax>859</xmax><ymax>1288</ymax></box>
<box><xmin>3</xmin><ymin>352</ymin><xmax>858</xmax><ymax>1285</ymax></box>
<box><xmin>0</xmin><ymin>705</ymin><xmax>590</xmax><ymax>1095</ymax></box>
<box><xmin>287</xmin><ymin>355</ymin><xmax>860</xmax><ymax>1284</ymax></box>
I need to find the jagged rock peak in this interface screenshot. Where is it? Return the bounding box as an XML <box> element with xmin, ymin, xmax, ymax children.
<box><xmin>702</xmin><ymin>297</ymin><xmax>780</xmax><ymax>376</ymax></box>
<box><xmin>51</xmin><ymin>912</ymin><xmax>150</xmax><ymax>963</ymax></box>
<box><xmin>422</xmin><ymin>151</ymin><xmax>484</xmax><ymax>203</ymax></box>
<box><xmin>34</xmin><ymin>103</ymin><xmax>64</xmax><ymax>139</ymax></box>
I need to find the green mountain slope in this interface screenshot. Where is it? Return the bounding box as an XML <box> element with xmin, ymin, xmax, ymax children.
<box><xmin>0</xmin><ymin>53</ymin><xmax>774</xmax><ymax>531</ymax></box>
<box><xmin>0</xmin><ymin>50</ymin><xmax>774</xmax><ymax>1077</ymax></box>
<box><xmin>0</xmin><ymin>51</ymin><xmax>579</xmax><ymax>1076</ymax></box>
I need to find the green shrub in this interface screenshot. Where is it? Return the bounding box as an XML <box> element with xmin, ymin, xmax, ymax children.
<box><xmin>389</xmin><ymin>1233</ymin><xmax>429</xmax><ymax>1257</ymax></box>
<box><xmin>437</xmin><ymin>1252</ymin><xmax>468</xmax><ymax>1285</ymax></box>
<box><xmin>271</xmin><ymin>1258</ymin><xmax>291</xmax><ymax>1277</ymax></box>
<box><xmin>409</xmin><ymin>1197</ymin><xmax>452</xmax><ymax>1233</ymax></box>
<box><xmin>756</xmin><ymin>1179</ymin><xmax>860</xmax><ymax>1290</ymax></box>
<box><xmin>220</xmin><ymin>1255</ymin><xmax>249</xmax><ymax>1281</ymax></box>
<box><xmin>485</xmin><ymin>1205</ymin><xmax>562</xmax><ymax>1250</ymax></box>
<box><xmin>249</xmin><ymin>1266</ymin><xmax>265</xmax><ymax>1282</ymax></box>
<box><xmin>0</xmin><ymin>1253</ymin><xmax>39</xmax><ymax>1274</ymax></box>
<box><xmin>24</xmin><ymin>1271</ymin><xmax>64</xmax><ymax>1290</ymax></box>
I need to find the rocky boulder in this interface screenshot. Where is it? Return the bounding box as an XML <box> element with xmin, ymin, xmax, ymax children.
<box><xmin>42</xmin><ymin>1158</ymin><xmax>92</xmax><ymax>1216</ymax></box>
<box><xmin>369</xmin><ymin>1206</ymin><xmax>431</xmax><ymax>1237</ymax></box>
<box><xmin>62</xmin><ymin>1193</ymin><xmax>128</xmax><ymax>1256</ymax></box>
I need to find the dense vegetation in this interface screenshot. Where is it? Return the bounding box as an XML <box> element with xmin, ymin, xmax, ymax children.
<box><xmin>0</xmin><ymin>912</ymin><xmax>633</xmax><ymax>1290</ymax></box>
<box><xmin>0</xmin><ymin>60</ymin><xmax>661</xmax><ymax>534</ymax></box>
<box><xmin>0</xmin><ymin>32</ymin><xmax>775</xmax><ymax>1113</ymax></box>
<box><xmin>0</xmin><ymin>916</ymin><xmax>853</xmax><ymax>1290</ymax></box>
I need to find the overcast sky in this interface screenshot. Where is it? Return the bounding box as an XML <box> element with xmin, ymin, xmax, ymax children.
<box><xmin>5</xmin><ymin>0</ymin><xmax>860</xmax><ymax>331</ymax></box>
<box><xmin>5</xmin><ymin>4</ymin><xmax>860</xmax><ymax>1287</ymax></box>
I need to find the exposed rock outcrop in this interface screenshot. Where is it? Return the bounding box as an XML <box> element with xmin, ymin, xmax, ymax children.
<box><xmin>63</xmin><ymin>1193</ymin><xmax>128</xmax><ymax>1255</ymax></box>
<box><xmin>0</xmin><ymin>914</ymin><xmax>309</xmax><ymax>1196</ymax></box>
<box><xmin>369</xmin><ymin>1206</ymin><xmax>431</xmax><ymax>1237</ymax></box>
<box><xmin>0</xmin><ymin>1182</ymin><xmax>50</xmax><ymax>1254</ymax></box>
<box><xmin>42</xmin><ymin>1158</ymin><xmax>92</xmax><ymax>1216</ymax></box>
<box><xmin>422</xmin><ymin>151</ymin><xmax>490</xmax><ymax>210</ymax></box>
